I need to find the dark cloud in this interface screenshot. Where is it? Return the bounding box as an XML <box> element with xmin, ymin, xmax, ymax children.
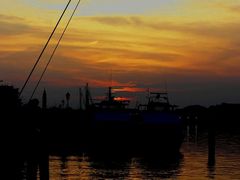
<box><xmin>85</xmin><ymin>16</ymin><xmax>146</xmax><ymax>27</ymax></box>
<box><xmin>0</xmin><ymin>20</ymin><xmax>34</xmax><ymax>35</ymax></box>
<box><xmin>0</xmin><ymin>14</ymin><xmax>35</xmax><ymax>35</ymax></box>
<box><xmin>88</xmin><ymin>16</ymin><xmax>132</xmax><ymax>26</ymax></box>
<box><xmin>0</xmin><ymin>14</ymin><xmax>25</xmax><ymax>22</ymax></box>
<box><xmin>218</xmin><ymin>4</ymin><xmax>240</xmax><ymax>14</ymax></box>
<box><xmin>0</xmin><ymin>14</ymin><xmax>52</xmax><ymax>37</ymax></box>
<box><xmin>62</xmin><ymin>43</ymin><xmax>182</xmax><ymax>62</ymax></box>
<box><xmin>85</xmin><ymin>16</ymin><xmax>240</xmax><ymax>38</ymax></box>
<box><xmin>228</xmin><ymin>5</ymin><xmax>240</xmax><ymax>13</ymax></box>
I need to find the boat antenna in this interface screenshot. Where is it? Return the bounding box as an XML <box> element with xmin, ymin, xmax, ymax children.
<box><xmin>85</xmin><ymin>83</ymin><xmax>94</xmax><ymax>109</ymax></box>
<box><xmin>29</xmin><ymin>0</ymin><xmax>81</xmax><ymax>101</ymax></box>
<box><xmin>110</xmin><ymin>69</ymin><xmax>113</xmax><ymax>87</ymax></box>
<box><xmin>19</xmin><ymin>0</ymin><xmax>72</xmax><ymax>98</ymax></box>
<box><xmin>147</xmin><ymin>88</ymin><xmax>150</xmax><ymax>103</ymax></box>
<box><xmin>164</xmin><ymin>81</ymin><xmax>168</xmax><ymax>93</ymax></box>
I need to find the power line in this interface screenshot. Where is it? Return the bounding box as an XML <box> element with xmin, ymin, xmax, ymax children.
<box><xmin>29</xmin><ymin>0</ymin><xmax>81</xmax><ymax>101</ymax></box>
<box><xmin>19</xmin><ymin>0</ymin><xmax>72</xmax><ymax>97</ymax></box>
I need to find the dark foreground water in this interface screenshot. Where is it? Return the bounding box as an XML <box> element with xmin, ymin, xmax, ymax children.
<box><xmin>17</xmin><ymin>129</ymin><xmax>240</xmax><ymax>179</ymax></box>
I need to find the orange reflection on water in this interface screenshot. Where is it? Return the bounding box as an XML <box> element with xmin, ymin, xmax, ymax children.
<box><xmin>126</xmin><ymin>158</ymin><xmax>144</xmax><ymax>180</ymax></box>
<box><xmin>49</xmin><ymin>155</ymin><xmax>92</xmax><ymax>180</ymax></box>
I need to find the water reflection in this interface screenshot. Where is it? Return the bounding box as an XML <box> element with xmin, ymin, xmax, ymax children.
<box><xmin>127</xmin><ymin>158</ymin><xmax>145</xmax><ymax>180</ymax></box>
<box><xmin>207</xmin><ymin>164</ymin><xmax>216</xmax><ymax>179</ymax></box>
<box><xmin>49</xmin><ymin>155</ymin><xmax>92</xmax><ymax>180</ymax></box>
<box><xmin>127</xmin><ymin>156</ymin><xmax>182</xmax><ymax>179</ymax></box>
<box><xmin>48</xmin><ymin>153</ymin><xmax>182</xmax><ymax>180</ymax></box>
<box><xmin>12</xmin><ymin>130</ymin><xmax>240</xmax><ymax>179</ymax></box>
<box><xmin>78</xmin><ymin>155</ymin><xmax>92</xmax><ymax>179</ymax></box>
<box><xmin>10</xmin><ymin>153</ymin><xmax>47</xmax><ymax>180</ymax></box>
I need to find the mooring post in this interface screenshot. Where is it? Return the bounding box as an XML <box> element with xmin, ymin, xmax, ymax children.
<box><xmin>39</xmin><ymin>130</ymin><xmax>49</xmax><ymax>180</ymax></box>
<box><xmin>39</xmin><ymin>152</ymin><xmax>49</xmax><ymax>180</ymax></box>
<box><xmin>187</xmin><ymin>125</ymin><xmax>190</xmax><ymax>142</ymax></box>
<box><xmin>195</xmin><ymin>125</ymin><xmax>198</xmax><ymax>143</ymax></box>
<box><xmin>208</xmin><ymin>121</ymin><xmax>216</xmax><ymax>166</ymax></box>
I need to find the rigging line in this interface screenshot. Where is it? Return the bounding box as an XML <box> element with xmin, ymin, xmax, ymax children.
<box><xmin>19</xmin><ymin>0</ymin><xmax>72</xmax><ymax>97</ymax></box>
<box><xmin>29</xmin><ymin>0</ymin><xmax>81</xmax><ymax>101</ymax></box>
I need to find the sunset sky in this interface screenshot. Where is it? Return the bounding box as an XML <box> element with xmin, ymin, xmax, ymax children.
<box><xmin>1</xmin><ymin>0</ymin><xmax>240</xmax><ymax>107</ymax></box>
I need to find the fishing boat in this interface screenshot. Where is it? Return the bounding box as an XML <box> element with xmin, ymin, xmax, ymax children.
<box><xmin>136</xmin><ymin>92</ymin><xmax>184</xmax><ymax>154</ymax></box>
<box><xmin>91</xmin><ymin>87</ymin><xmax>133</xmax><ymax>124</ymax></box>
<box><xmin>86</xmin><ymin>87</ymin><xmax>184</xmax><ymax>156</ymax></box>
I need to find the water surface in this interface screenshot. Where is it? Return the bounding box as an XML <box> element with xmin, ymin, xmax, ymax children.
<box><xmin>17</xmin><ymin>129</ymin><xmax>240</xmax><ymax>179</ymax></box>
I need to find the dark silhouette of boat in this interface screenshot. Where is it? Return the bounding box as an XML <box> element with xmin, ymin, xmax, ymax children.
<box><xmin>136</xmin><ymin>92</ymin><xmax>184</xmax><ymax>154</ymax></box>
<box><xmin>0</xmin><ymin>80</ymin><xmax>184</xmax><ymax>158</ymax></box>
<box><xmin>90</xmin><ymin>86</ymin><xmax>133</xmax><ymax>123</ymax></box>
<box><xmin>85</xmin><ymin>87</ymin><xmax>184</xmax><ymax>156</ymax></box>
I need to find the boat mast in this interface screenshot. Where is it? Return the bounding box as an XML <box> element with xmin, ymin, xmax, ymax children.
<box><xmin>19</xmin><ymin>0</ymin><xmax>72</xmax><ymax>98</ymax></box>
<box><xmin>85</xmin><ymin>83</ymin><xmax>89</xmax><ymax>109</ymax></box>
<box><xmin>29</xmin><ymin>0</ymin><xmax>81</xmax><ymax>101</ymax></box>
<box><xmin>108</xmin><ymin>87</ymin><xmax>113</xmax><ymax>102</ymax></box>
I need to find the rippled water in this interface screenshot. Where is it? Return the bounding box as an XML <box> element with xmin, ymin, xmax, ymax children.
<box><xmin>17</xmin><ymin>129</ymin><xmax>240</xmax><ymax>179</ymax></box>
<box><xmin>179</xmin><ymin>131</ymin><xmax>240</xmax><ymax>180</ymax></box>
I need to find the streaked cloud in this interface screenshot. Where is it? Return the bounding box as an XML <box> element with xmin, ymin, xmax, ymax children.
<box><xmin>86</xmin><ymin>16</ymin><xmax>240</xmax><ymax>39</ymax></box>
<box><xmin>113</xmin><ymin>87</ymin><xmax>146</xmax><ymax>93</ymax></box>
<box><xmin>0</xmin><ymin>14</ymin><xmax>32</xmax><ymax>35</ymax></box>
<box><xmin>1</xmin><ymin>0</ymin><xmax>240</xmax><ymax>106</ymax></box>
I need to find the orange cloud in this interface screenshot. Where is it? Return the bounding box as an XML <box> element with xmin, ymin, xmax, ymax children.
<box><xmin>113</xmin><ymin>87</ymin><xmax>146</xmax><ymax>93</ymax></box>
<box><xmin>114</xmin><ymin>97</ymin><xmax>131</xmax><ymax>101</ymax></box>
<box><xmin>1</xmin><ymin>1</ymin><xmax>240</xmax><ymax>106</ymax></box>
